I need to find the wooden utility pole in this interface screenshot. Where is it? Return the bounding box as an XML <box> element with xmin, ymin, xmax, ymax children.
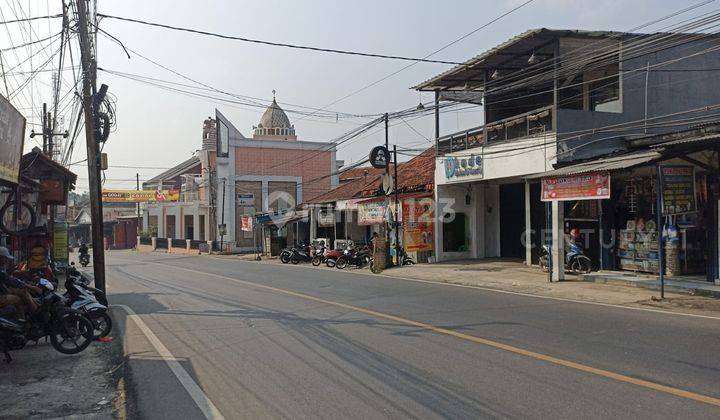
<box><xmin>76</xmin><ymin>0</ymin><xmax>106</xmax><ymax>292</ymax></box>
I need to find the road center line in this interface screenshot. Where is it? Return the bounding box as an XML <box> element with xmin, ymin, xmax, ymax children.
<box><xmin>208</xmin><ymin>256</ymin><xmax>720</xmax><ymax>321</ymax></box>
<box><xmin>114</xmin><ymin>304</ymin><xmax>226</xmax><ymax>420</ymax></box>
<box><xmin>148</xmin><ymin>260</ymin><xmax>720</xmax><ymax>408</ymax></box>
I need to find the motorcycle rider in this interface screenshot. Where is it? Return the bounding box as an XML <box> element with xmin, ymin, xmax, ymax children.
<box><xmin>78</xmin><ymin>241</ymin><xmax>89</xmax><ymax>257</ymax></box>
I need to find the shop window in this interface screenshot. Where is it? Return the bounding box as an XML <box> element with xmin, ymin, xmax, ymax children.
<box><xmin>443</xmin><ymin>212</ymin><xmax>469</xmax><ymax>252</ymax></box>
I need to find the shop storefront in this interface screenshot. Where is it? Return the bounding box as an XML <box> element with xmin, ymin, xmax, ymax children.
<box><xmin>536</xmin><ymin>146</ymin><xmax>719</xmax><ymax>283</ymax></box>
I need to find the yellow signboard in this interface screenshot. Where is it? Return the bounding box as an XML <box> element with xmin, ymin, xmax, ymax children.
<box><xmin>102</xmin><ymin>189</ymin><xmax>180</xmax><ymax>203</ymax></box>
<box><xmin>53</xmin><ymin>223</ymin><xmax>69</xmax><ymax>263</ymax></box>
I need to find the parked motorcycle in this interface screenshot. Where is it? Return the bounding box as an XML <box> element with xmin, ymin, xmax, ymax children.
<box><xmin>65</xmin><ymin>270</ymin><xmax>112</xmax><ymax>339</ymax></box>
<box><xmin>538</xmin><ymin>242</ymin><xmax>592</xmax><ymax>275</ymax></box>
<box><xmin>322</xmin><ymin>248</ymin><xmax>344</xmax><ymax>268</ymax></box>
<box><xmin>0</xmin><ymin>279</ymin><xmax>94</xmax><ymax>362</ymax></box>
<box><xmin>394</xmin><ymin>247</ymin><xmax>415</xmax><ymax>266</ymax></box>
<box><xmin>336</xmin><ymin>246</ymin><xmax>371</xmax><ymax>269</ymax></box>
<box><xmin>310</xmin><ymin>243</ymin><xmax>328</xmax><ymax>266</ymax></box>
<box><xmin>290</xmin><ymin>244</ymin><xmax>314</xmax><ymax>264</ymax></box>
<box><xmin>280</xmin><ymin>247</ymin><xmax>292</xmax><ymax>264</ymax></box>
<box><xmin>66</xmin><ymin>263</ymin><xmax>108</xmax><ymax>306</ymax></box>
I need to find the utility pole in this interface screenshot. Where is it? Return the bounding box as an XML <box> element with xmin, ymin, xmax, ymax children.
<box><xmin>136</xmin><ymin>173</ymin><xmax>141</xmax><ymax>238</ymax></box>
<box><xmin>393</xmin><ymin>144</ymin><xmax>400</xmax><ymax>267</ymax></box>
<box><xmin>42</xmin><ymin>102</ymin><xmax>48</xmax><ymax>154</ymax></box>
<box><xmin>76</xmin><ymin>0</ymin><xmax>106</xmax><ymax>292</ymax></box>
<box><xmin>384</xmin><ymin>113</ymin><xmax>391</xmax><ymax>266</ymax></box>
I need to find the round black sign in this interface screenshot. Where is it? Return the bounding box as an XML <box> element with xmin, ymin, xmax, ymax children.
<box><xmin>369</xmin><ymin>146</ymin><xmax>390</xmax><ymax>169</ymax></box>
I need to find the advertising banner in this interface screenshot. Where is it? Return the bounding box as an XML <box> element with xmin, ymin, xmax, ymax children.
<box><xmin>402</xmin><ymin>198</ymin><xmax>434</xmax><ymax>252</ymax></box>
<box><xmin>0</xmin><ymin>94</ymin><xmax>26</xmax><ymax>185</ymax></box>
<box><xmin>240</xmin><ymin>216</ymin><xmax>253</xmax><ymax>232</ymax></box>
<box><xmin>660</xmin><ymin>165</ymin><xmax>695</xmax><ymax>214</ymax></box>
<box><xmin>358</xmin><ymin>201</ymin><xmax>387</xmax><ymax>225</ymax></box>
<box><xmin>102</xmin><ymin>189</ymin><xmax>180</xmax><ymax>203</ymax></box>
<box><xmin>541</xmin><ymin>172</ymin><xmax>611</xmax><ymax>201</ymax></box>
<box><xmin>52</xmin><ymin>223</ymin><xmax>69</xmax><ymax>264</ymax></box>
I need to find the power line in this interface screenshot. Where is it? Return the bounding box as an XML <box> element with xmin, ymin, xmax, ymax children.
<box><xmin>294</xmin><ymin>0</ymin><xmax>537</xmax><ymax>123</ymax></box>
<box><xmin>0</xmin><ymin>13</ymin><xmax>62</xmax><ymax>25</ymax></box>
<box><xmin>97</xmin><ymin>13</ymin><xmax>462</xmax><ymax>65</ymax></box>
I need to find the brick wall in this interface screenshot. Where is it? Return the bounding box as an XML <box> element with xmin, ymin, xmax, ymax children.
<box><xmin>235</xmin><ymin>147</ymin><xmax>332</xmax><ymax>201</ymax></box>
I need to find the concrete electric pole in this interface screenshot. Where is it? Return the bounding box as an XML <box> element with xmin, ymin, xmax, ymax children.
<box><xmin>76</xmin><ymin>0</ymin><xmax>106</xmax><ymax>292</ymax></box>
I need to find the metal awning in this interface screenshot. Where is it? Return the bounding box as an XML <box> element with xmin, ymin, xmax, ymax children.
<box><xmin>525</xmin><ymin>150</ymin><xmax>663</xmax><ymax>179</ymax></box>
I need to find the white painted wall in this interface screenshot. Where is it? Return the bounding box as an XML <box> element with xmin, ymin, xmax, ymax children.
<box><xmin>483</xmin><ymin>184</ymin><xmax>501</xmax><ymax>258</ymax></box>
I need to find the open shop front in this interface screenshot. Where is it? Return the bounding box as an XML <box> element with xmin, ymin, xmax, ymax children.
<box><xmin>538</xmin><ymin>148</ymin><xmax>719</xmax><ymax>283</ymax></box>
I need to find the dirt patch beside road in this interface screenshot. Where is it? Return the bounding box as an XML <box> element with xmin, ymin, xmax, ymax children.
<box><xmin>0</xmin><ymin>309</ymin><xmax>125</xmax><ymax>419</ymax></box>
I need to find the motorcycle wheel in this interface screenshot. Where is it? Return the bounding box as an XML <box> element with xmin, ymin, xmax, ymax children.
<box><xmin>280</xmin><ymin>252</ymin><xmax>291</xmax><ymax>264</ymax></box>
<box><xmin>290</xmin><ymin>255</ymin><xmax>300</xmax><ymax>264</ymax></box>
<box><xmin>571</xmin><ymin>256</ymin><xmax>592</xmax><ymax>275</ymax></box>
<box><xmin>50</xmin><ymin>313</ymin><xmax>94</xmax><ymax>354</ymax></box>
<box><xmin>539</xmin><ymin>256</ymin><xmax>549</xmax><ymax>273</ymax></box>
<box><xmin>90</xmin><ymin>312</ymin><xmax>112</xmax><ymax>339</ymax></box>
<box><xmin>336</xmin><ymin>257</ymin><xmax>347</xmax><ymax>269</ymax></box>
<box><xmin>311</xmin><ymin>256</ymin><xmax>322</xmax><ymax>266</ymax></box>
<box><xmin>325</xmin><ymin>258</ymin><xmax>336</xmax><ymax>268</ymax></box>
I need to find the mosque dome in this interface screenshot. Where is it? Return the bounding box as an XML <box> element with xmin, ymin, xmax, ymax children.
<box><xmin>253</xmin><ymin>92</ymin><xmax>296</xmax><ymax>139</ymax></box>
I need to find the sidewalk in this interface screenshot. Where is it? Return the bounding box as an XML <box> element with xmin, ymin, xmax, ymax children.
<box><xmin>0</xmin><ymin>308</ymin><xmax>125</xmax><ymax>419</ymax></box>
<box><xmin>215</xmin><ymin>254</ymin><xmax>720</xmax><ymax>315</ymax></box>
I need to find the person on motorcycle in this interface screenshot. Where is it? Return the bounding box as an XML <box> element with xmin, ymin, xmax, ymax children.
<box><xmin>78</xmin><ymin>242</ymin><xmax>89</xmax><ymax>257</ymax></box>
<box><xmin>564</xmin><ymin>228</ymin><xmax>583</xmax><ymax>262</ymax></box>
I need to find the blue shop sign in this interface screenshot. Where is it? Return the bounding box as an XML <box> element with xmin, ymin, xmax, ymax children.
<box><xmin>444</xmin><ymin>155</ymin><xmax>483</xmax><ymax>180</ymax></box>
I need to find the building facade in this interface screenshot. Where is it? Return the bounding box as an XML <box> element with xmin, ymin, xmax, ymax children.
<box><xmin>143</xmin><ymin>96</ymin><xmax>339</xmax><ymax>252</ymax></box>
<box><xmin>414</xmin><ymin>28</ymin><xmax>720</xmax><ymax>281</ymax></box>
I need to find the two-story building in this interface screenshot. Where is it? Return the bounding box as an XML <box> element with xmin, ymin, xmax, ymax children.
<box><xmin>414</xmin><ymin>28</ymin><xmax>720</xmax><ymax>281</ymax></box>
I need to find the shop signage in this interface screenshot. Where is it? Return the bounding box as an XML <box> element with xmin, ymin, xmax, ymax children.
<box><xmin>660</xmin><ymin>165</ymin><xmax>695</xmax><ymax>214</ymax></box>
<box><xmin>0</xmin><ymin>94</ymin><xmax>26</xmax><ymax>185</ymax></box>
<box><xmin>541</xmin><ymin>172</ymin><xmax>611</xmax><ymax>201</ymax></box>
<box><xmin>53</xmin><ymin>223</ymin><xmax>69</xmax><ymax>264</ymax></box>
<box><xmin>102</xmin><ymin>189</ymin><xmax>180</xmax><ymax>203</ymax></box>
<box><xmin>318</xmin><ymin>209</ymin><xmax>335</xmax><ymax>227</ymax></box>
<box><xmin>240</xmin><ymin>216</ymin><xmax>253</xmax><ymax>232</ymax></box>
<box><xmin>402</xmin><ymin>198</ymin><xmax>434</xmax><ymax>252</ymax></box>
<box><xmin>358</xmin><ymin>200</ymin><xmax>387</xmax><ymax>225</ymax></box>
<box><xmin>444</xmin><ymin>155</ymin><xmax>483</xmax><ymax>180</ymax></box>
<box><xmin>41</xmin><ymin>179</ymin><xmax>66</xmax><ymax>205</ymax></box>
<box><xmin>237</xmin><ymin>193</ymin><xmax>255</xmax><ymax>207</ymax></box>
<box><xmin>369</xmin><ymin>146</ymin><xmax>391</xmax><ymax>169</ymax></box>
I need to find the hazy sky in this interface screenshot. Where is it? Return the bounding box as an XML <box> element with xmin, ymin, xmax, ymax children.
<box><xmin>0</xmin><ymin>0</ymin><xmax>708</xmax><ymax>191</ymax></box>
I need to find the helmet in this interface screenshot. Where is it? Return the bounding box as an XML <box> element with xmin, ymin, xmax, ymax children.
<box><xmin>570</xmin><ymin>228</ymin><xmax>581</xmax><ymax>238</ymax></box>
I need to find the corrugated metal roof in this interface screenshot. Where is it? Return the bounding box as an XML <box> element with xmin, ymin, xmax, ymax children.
<box><xmin>526</xmin><ymin>150</ymin><xmax>662</xmax><ymax>179</ymax></box>
<box><xmin>413</xmin><ymin>28</ymin><xmax>628</xmax><ymax>91</ymax></box>
<box><xmin>652</xmin><ymin>134</ymin><xmax>720</xmax><ymax>147</ymax></box>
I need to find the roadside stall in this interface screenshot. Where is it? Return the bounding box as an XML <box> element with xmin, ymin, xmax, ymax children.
<box><xmin>533</xmin><ymin>135</ymin><xmax>720</xmax><ymax>284</ymax></box>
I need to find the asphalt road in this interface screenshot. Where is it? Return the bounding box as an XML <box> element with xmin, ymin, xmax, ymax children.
<box><xmin>105</xmin><ymin>250</ymin><xmax>720</xmax><ymax>419</ymax></box>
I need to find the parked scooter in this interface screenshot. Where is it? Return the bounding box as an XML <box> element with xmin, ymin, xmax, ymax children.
<box><xmin>538</xmin><ymin>242</ymin><xmax>592</xmax><ymax>275</ymax></box>
<box><xmin>66</xmin><ymin>263</ymin><xmax>108</xmax><ymax>306</ymax></box>
<box><xmin>336</xmin><ymin>246</ymin><xmax>372</xmax><ymax>269</ymax></box>
<box><xmin>394</xmin><ymin>247</ymin><xmax>415</xmax><ymax>266</ymax></box>
<box><xmin>0</xmin><ymin>279</ymin><xmax>94</xmax><ymax>362</ymax></box>
<box><xmin>64</xmin><ymin>268</ymin><xmax>112</xmax><ymax>339</ymax></box>
<box><xmin>290</xmin><ymin>243</ymin><xmax>314</xmax><ymax>264</ymax></box>
<box><xmin>322</xmin><ymin>248</ymin><xmax>344</xmax><ymax>268</ymax></box>
<box><xmin>310</xmin><ymin>243</ymin><xmax>328</xmax><ymax>266</ymax></box>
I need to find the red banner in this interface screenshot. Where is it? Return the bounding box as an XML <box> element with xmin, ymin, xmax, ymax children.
<box><xmin>541</xmin><ymin>172</ymin><xmax>611</xmax><ymax>201</ymax></box>
<box><xmin>240</xmin><ymin>216</ymin><xmax>253</xmax><ymax>232</ymax></box>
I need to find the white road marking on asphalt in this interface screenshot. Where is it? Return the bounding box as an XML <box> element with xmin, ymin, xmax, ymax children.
<box><xmin>114</xmin><ymin>304</ymin><xmax>226</xmax><ymax>420</ymax></box>
<box><xmin>206</xmin><ymin>255</ymin><xmax>720</xmax><ymax>321</ymax></box>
